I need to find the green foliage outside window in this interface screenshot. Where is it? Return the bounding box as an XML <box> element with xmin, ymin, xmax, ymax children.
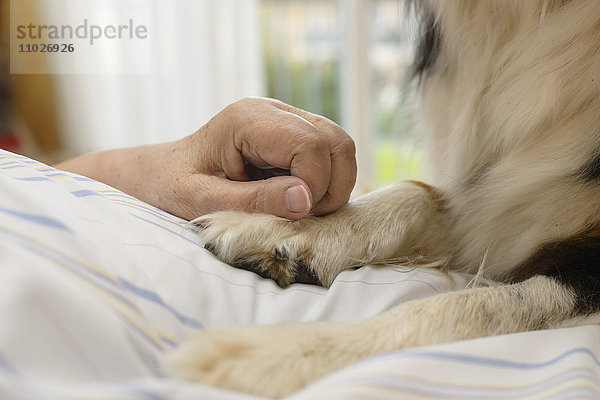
<box><xmin>261</xmin><ymin>0</ymin><xmax>422</xmax><ymax>188</ymax></box>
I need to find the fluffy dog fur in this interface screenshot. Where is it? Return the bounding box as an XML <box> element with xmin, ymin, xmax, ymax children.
<box><xmin>166</xmin><ymin>0</ymin><xmax>600</xmax><ymax>397</ymax></box>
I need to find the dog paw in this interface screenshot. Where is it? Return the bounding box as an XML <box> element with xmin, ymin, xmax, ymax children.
<box><xmin>165</xmin><ymin>323</ymin><xmax>351</xmax><ymax>398</ymax></box>
<box><xmin>192</xmin><ymin>212</ymin><xmax>323</xmax><ymax>287</ymax></box>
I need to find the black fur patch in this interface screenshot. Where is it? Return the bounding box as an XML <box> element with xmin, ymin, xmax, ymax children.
<box><xmin>513</xmin><ymin>234</ymin><xmax>600</xmax><ymax>315</ymax></box>
<box><xmin>234</xmin><ymin>261</ymin><xmax>274</xmax><ymax>281</ymax></box>
<box><xmin>408</xmin><ymin>0</ymin><xmax>442</xmax><ymax>78</ymax></box>
<box><xmin>580</xmin><ymin>151</ymin><xmax>600</xmax><ymax>182</ymax></box>
<box><xmin>204</xmin><ymin>243</ymin><xmax>321</xmax><ymax>286</ymax></box>
<box><xmin>293</xmin><ymin>260</ymin><xmax>321</xmax><ymax>285</ymax></box>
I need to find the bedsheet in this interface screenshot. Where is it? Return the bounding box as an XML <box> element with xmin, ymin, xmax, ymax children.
<box><xmin>0</xmin><ymin>149</ymin><xmax>598</xmax><ymax>400</ymax></box>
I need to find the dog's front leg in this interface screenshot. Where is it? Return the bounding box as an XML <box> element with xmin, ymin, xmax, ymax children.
<box><xmin>195</xmin><ymin>180</ymin><xmax>448</xmax><ymax>286</ymax></box>
<box><xmin>166</xmin><ymin>276</ymin><xmax>588</xmax><ymax>398</ymax></box>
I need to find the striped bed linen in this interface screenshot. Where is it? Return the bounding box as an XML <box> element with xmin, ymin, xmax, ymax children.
<box><xmin>0</xmin><ymin>149</ymin><xmax>597</xmax><ymax>400</ymax></box>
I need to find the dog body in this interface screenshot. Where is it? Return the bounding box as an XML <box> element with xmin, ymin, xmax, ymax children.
<box><xmin>420</xmin><ymin>0</ymin><xmax>600</xmax><ymax>283</ymax></box>
<box><xmin>167</xmin><ymin>1</ymin><xmax>600</xmax><ymax>397</ymax></box>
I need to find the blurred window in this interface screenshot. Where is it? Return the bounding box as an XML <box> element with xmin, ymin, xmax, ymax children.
<box><xmin>45</xmin><ymin>0</ymin><xmax>423</xmax><ymax>188</ymax></box>
<box><xmin>260</xmin><ymin>0</ymin><xmax>422</xmax><ymax>191</ymax></box>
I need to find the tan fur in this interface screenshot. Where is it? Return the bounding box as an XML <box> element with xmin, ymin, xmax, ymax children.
<box><xmin>421</xmin><ymin>0</ymin><xmax>600</xmax><ymax>280</ymax></box>
<box><xmin>166</xmin><ymin>276</ymin><xmax>588</xmax><ymax>398</ymax></box>
<box><xmin>166</xmin><ymin>0</ymin><xmax>600</xmax><ymax>397</ymax></box>
<box><xmin>196</xmin><ymin>181</ymin><xmax>447</xmax><ymax>287</ymax></box>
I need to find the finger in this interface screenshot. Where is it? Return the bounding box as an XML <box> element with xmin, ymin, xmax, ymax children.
<box><xmin>311</xmin><ymin>136</ymin><xmax>357</xmax><ymax>215</ymax></box>
<box><xmin>268</xmin><ymin>99</ymin><xmax>357</xmax><ymax>214</ymax></box>
<box><xmin>232</xmin><ymin>100</ymin><xmax>333</xmax><ymax>204</ymax></box>
<box><xmin>287</xmin><ymin>127</ymin><xmax>332</xmax><ymax>205</ymax></box>
<box><xmin>186</xmin><ymin>174</ymin><xmax>314</xmax><ymax>221</ymax></box>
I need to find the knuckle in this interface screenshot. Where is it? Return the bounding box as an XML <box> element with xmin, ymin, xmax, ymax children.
<box><xmin>232</xmin><ymin>96</ymin><xmax>261</xmax><ymax>111</ymax></box>
<box><xmin>238</xmin><ymin>96</ymin><xmax>256</xmax><ymax>105</ymax></box>
<box><xmin>230</xmin><ymin>97</ymin><xmax>246</xmax><ymax>110</ymax></box>
<box><xmin>302</xmin><ymin>134</ymin><xmax>329</xmax><ymax>153</ymax></box>
<box><xmin>339</xmin><ymin>136</ymin><xmax>356</xmax><ymax>157</ymax></box>
<box><xmin>266</xmin><ymin>97</ymin><xmax>287</xmax><ymax>108</ymax></box>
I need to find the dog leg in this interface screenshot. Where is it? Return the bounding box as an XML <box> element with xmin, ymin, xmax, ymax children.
<box><xmin>194</xmin><ymin>181</ymin><xmax>448</xmax><ymax>287</ymax></box>
<box><xmin>166</xmin><ymin>275</ymin><xmax>594</xmax><ymax>398</ymax></box>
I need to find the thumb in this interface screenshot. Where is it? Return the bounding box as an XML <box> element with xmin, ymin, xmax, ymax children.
<box><xmin>214</xmin><ymin>176</ymin><xmax>314</xmax><ymax>220</ymax></box>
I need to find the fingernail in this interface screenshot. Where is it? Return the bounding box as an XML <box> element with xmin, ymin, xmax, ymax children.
<box><xmin>285</xmin><ymin>185</ymin><xmax>311</xmax><ymax>214</ymax></box>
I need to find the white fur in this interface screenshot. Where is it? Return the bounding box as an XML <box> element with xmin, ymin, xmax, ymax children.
<box><xmin>167</xmin><ymin>1</ymin><xmax>600</xmax><ymax>397</ymax></box>
<box><xmin>420</xmin><ymin>0</ymin><xmax>600</xmax><ymax>278</ymax></box>
<box><xmin>166</xmin><ymin>276</ymin><xmax>589</xmax><ymax>398</ymax></box>
<box><xmin>195</xmin><ymin>181</ymin><xmax>446</xmax><ymax>287</ymax></box>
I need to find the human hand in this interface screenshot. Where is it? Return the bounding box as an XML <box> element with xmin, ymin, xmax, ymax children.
<box><xmin>167</xmin><ymin>97</ymin><xmax>357</xmax><ymax>220</ymax></box>
<box><xmin>56</xmin><ymin>98</ymin><xmax>356</xmax><ymax>221</ymax></box>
